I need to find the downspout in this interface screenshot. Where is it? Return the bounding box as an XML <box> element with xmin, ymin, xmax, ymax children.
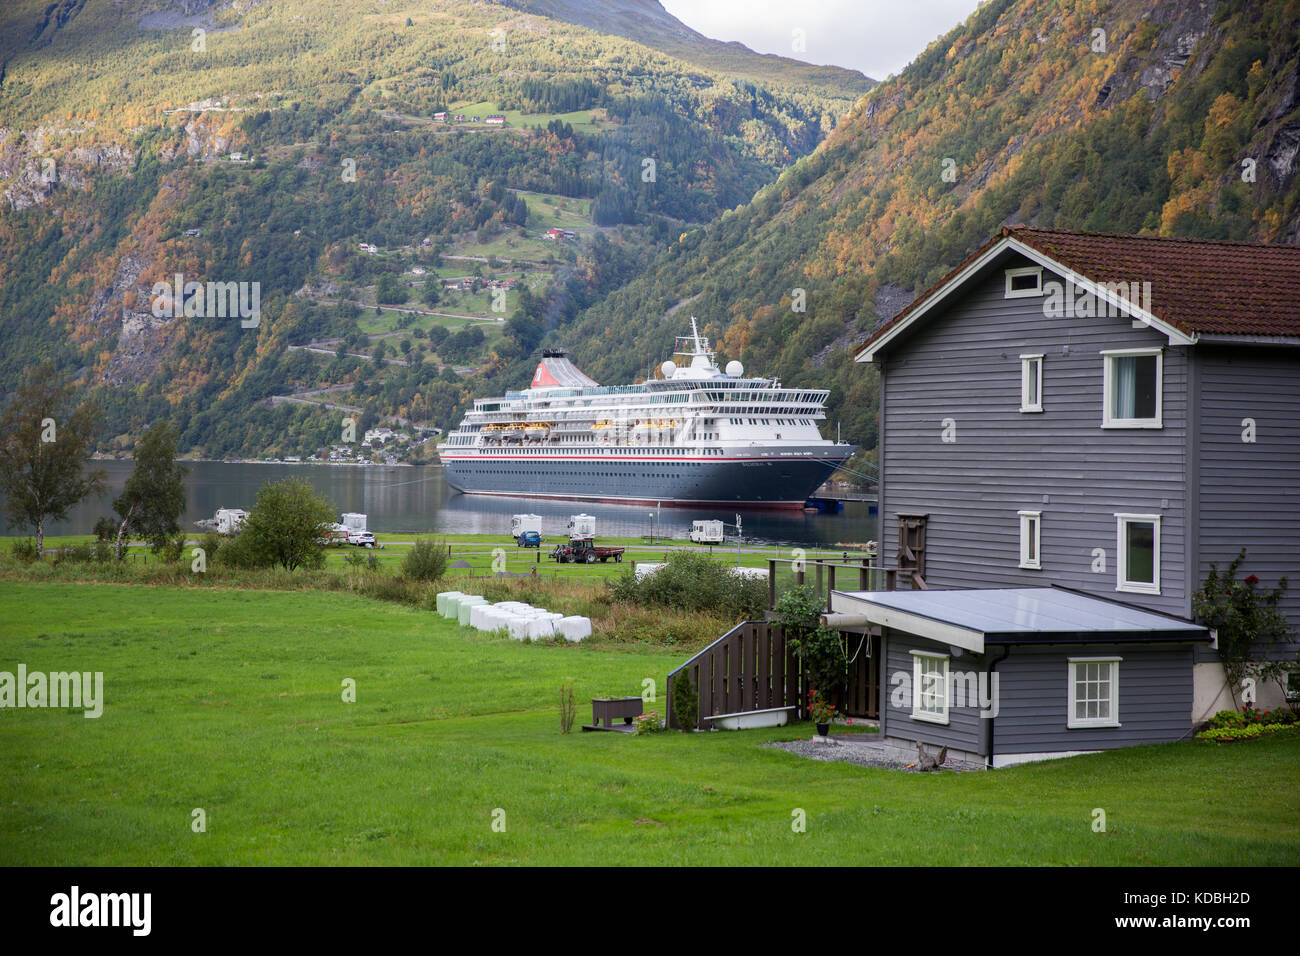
<box><xmin>984</xmin><ymin>645</ymin><xmax>1012</xmax><ymax>769</ymax></box>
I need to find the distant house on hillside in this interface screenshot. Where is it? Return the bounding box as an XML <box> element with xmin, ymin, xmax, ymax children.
<box><xmin>831</xmin><ymin>225</ymin><xmax>1300</xmax><ymax>767</ymax></box>
<box><xmin>486</xmin><ymin>114</ymin><xmax>506</xmax><ymax>126</ymax></box>
<box><xmin>544</xmin><ymin>228</ymin><xmax>577</xmax><ymax>241</ymax></box>
<box><xmin>434</xmin><ymin>111</ymin><xmax>447</xmax><ymax>121</ymax></box>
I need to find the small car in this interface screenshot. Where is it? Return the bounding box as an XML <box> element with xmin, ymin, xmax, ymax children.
<box><xmin>347</xmin><ymin>530</ymin><xmax>377</xmax><ymax>548</ymax></box>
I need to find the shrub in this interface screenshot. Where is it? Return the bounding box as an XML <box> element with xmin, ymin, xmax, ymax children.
<box><xmin>1193</xmin><ymin>549</ymin><xmax>1295</xmax><ymax>705</ymax></box>
<box><xmin>199</xmin><ymin>532</ymin><xmax>222</xmax><ymax>561</ymax></box>
<box><xmin>402</xmin><ymin>538</ymin><xmax>447</xmax><ymax>582</ymax></box>
<box><xmin>344</xmin><ymin>550</ymin><xmax>377</xmax><ymax>571</ymax></box>
<box><xmin>775</xmin><ymin>584</ymin><xmax>847</xmax><ymax>694</ymax></box>
<box><xmin>11</xmin><ymin>538</ymin><xmax>39</xmax><ymax>563</ymax></box>
<box><xmin>672</xmin><ymin>669</ymin><xmax>698</xmax><ymax>730</ymax></box>
<box><xmin>608</xmin><ymin>551</ymin><xmax>766</xmax><ymax>619</ymax></box>
<box><xmin>1196</xmin><ymin>722</ymin><xmax>1299</xmax><ymax>742</ymax></box>
<box><xmin>633</xmin><ymin>709</ymin><xmax>665</xmax><ymax>735</ymax></box>
<box><xmin>212</xmin><ymin>532</ymin><xmax>260</xmax><ymax>569</ymax></box>
<box><xmin>53</xmin><ymin>543</ymin><xmax>96</xmax><ymax>564</ymax></box>
<box><xmin>159</xmin><ymin>533</ymin><xmax>186</xmax><ymax>564</ymax></box>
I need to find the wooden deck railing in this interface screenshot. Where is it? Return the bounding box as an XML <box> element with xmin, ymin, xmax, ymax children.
<box><xmin>666</xmin><ymin>620</ymin><xmax>804</xmax><ymax>730</ymax></box>
<box><xmin>765</xmin><ymin>558</ymin><xmax>921</xmax><ymax>612</ymax></box>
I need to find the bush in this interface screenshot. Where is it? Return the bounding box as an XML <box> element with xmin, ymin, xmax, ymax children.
<box><xmin>159</xmin><ymin>533</ymin><xmax>186</xmax><ymax>564</ymax></box>
<box><xmin>1196</xmin><ymin>722</ymin><xmax>1299</xmax><ymax>742</ymax></box>
<box><xmin>1193</xmin><ymin>549</ymin><xmax>1294</xmax><ymax>705</ymax></box>
<box><xmin>633</xmin><ymin>709</ymin><xmax>665</xmax><ymax>735</ymax></box>
<box><xmin>775</xmin><ymin>584</ymin><xmax>847</xmax><ymax>694</ymax></box>
<box><xmin>402</xmin><ymin>538</ymin><xmax>447</xmax><ymax>582</ymax></box>
<box><xmin>344</xmin><ymin>550</ymin><xmax>378</xmax><ymax>571</ymax></box>
<box><xmin>53</xmin><ymin>543</ymin><xmax>97</xmax><ymax>564</ymax></box>
<box><xmin>672</xmin><ymin>670</ymin><xmax>698</xmax><ymax>730</ymax></box>
<box><xmin>11</xmin><ymin>538</ymin><xmax>39</xmax><ymax>563</ymax></box>
<box><xmin>212</xmin><ymin>532</ymin><xmax>260</xmax><ymax>569</ymax></box>
<box><xmin>608</xmin><ymin>551</ymin><xmax>767</xmax><ymax>619</ymax></box>
<box><xmin>1206</xmin><ymin>707</ymin><xmax>1298</xmax><ymax>730</ymax></box>
<box><xmin>199</xmin><ymin>532</ymin><xmax>222</xmax><ymax>561</ymax></box>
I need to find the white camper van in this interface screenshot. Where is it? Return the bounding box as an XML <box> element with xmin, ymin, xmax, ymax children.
<box><xmin>567</xmin><ymin>514</ymin><xmax>596</xmax><ymax>540</ymax></box>
<box><xmin>689</xmin><ymin>519</ymin><xmax>725</xmax><ymax>545</ymax></box>
<box><xmin>510</xmin><ymin>514</ymin><xmax>543</xmax><ymax>537</ymax></box>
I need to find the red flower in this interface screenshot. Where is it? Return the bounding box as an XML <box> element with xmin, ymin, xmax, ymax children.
<box><xmin>1246</xmin><ymin>574</ymin><xmax>1259</xmax><ymax>586</ymax></box>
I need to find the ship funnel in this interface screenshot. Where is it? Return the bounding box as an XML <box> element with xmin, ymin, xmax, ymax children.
<box><xmin>530</xmin><ymin>352</ymin><xmax>599</xmax><ymax>389</ymax></box>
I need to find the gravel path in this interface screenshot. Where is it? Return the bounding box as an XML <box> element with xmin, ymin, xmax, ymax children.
<box><xmin>766</xmin><ymin>738</ymin><xmax>975</xmax><ymax>772</ymax></box>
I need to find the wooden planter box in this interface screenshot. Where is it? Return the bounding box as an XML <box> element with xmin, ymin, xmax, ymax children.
<box><xmin>584</xmin><ymin>696</ymin><xmax>643</xmax><ymax>732</ymax></box>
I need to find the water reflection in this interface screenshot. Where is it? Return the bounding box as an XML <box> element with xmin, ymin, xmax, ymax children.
<box><xmin>11</xmin><ymin>461</ymin><xmax>875</xmax><ymax>548</ymax></box>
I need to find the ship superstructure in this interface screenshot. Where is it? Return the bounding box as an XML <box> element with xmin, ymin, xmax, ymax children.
<box><xmin>437</xmin><ymin>319</ymin><xmax>856</xmax><ymax>507</ymax></box>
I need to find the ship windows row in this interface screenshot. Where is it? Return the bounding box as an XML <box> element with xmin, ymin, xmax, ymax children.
<box><xmin>726</xmin><ymin>418</ymin><xmax>815</xmax><ymax>426</ymax></box>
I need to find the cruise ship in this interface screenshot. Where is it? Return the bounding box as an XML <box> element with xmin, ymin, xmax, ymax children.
<box><xmin>437</xmin><ymin>320</ymin><xmax>856</xmax><ymax>507</ymax></box>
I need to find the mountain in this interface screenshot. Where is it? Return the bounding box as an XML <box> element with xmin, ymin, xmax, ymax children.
<box><xmin>547</xmin><ymin>0</ymin><xmax>1300</xmax><ymax>465</ymax></box>
<box><xmin>0</xmin><ymin>0</ymin><xmax>866</xmax><ymax>459</ymax></box>
<box><xmin>499</xmin><ymin>0</ymin><xmax>875</xmax><ymax>93</ymax></box>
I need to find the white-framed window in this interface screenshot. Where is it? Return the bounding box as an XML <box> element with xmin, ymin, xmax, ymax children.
<box><xmin>911</xmin><ymin>650</ymin><xmax>949</xmax><ymax>724</ymax></box>
<box><xmin>1019</xmin><ymin>510</ymin><xmax>1042</xmax><ymax>570</ymax></box>
<box><xmin>1020</xmin><ymin>354</ymin><xmax>1043</xmax><ymax>412</ymax></box>
<box><xmin>1068</xmin><ymin>657</ymin><xmax>1121</xmax><ymax>728</ymax></box>
<box><xmin>1005</xmin><ymin>266</ymin><xmax>1043</xmax><ymax>298</ymax></box>
<box><xmin>1101</xmin><ymin>348</ymin><xmax>1162</xmax><ymax>428</ymax></box>
<box><xmin>1115</xmin><ymin>513</ymin><xmax>1160</xmax><ymax>594</ymax></box>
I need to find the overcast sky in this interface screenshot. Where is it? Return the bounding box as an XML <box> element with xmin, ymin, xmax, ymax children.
<box><xmin>660</xmin><ymin>0</ymin><xmax>984</xmax><ymax>79</ymax></box>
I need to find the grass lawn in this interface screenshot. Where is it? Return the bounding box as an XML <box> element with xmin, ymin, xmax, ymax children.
<box><xmin>448</xmin><ymin>100</ymin><xmax>606</xmax><ymax>134</ymax></box>
<box><xmin>354</xmin><ymin>307</ymin><xmax>505</xmax><ymax>337</ymax></box>
<box><xmin>2</xmin><ymin>581</ymin><xmax>1297</xmax><ymax>865</ymax></box>
<box><xmin>514</xmin><ymin>190</ymin><xmax>593</xmax><ymax>232</ymax></box>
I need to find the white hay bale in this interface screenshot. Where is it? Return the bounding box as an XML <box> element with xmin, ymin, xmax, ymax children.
<box><xmin>436</xmin><ymin>591</ymin><xmax>463</xmax><ymax>616</ymax></box>
<box><xmin>469</xmin><ymin>604</ymin><xmax>495</xmax><ymax>630</ymax></box>
<box><xmin>505</xmin><ymin>613</ymin><xmax>533</xmax><ymax>640</ymax></box>
<box><xmin>526</xmin><ymin>617</ymin><xmax>558</xmax><ymax>640</ymax></box>
<box><xmin>558</xmin><ymin>616</ymin><xmax>592</xmax><ymax>642</ymax></box>
<box><xmin>457</xmin><ymin>596</ymin><xmax>487</xmax><ymax>625</ymax></box>
<box><xmin>634</xmin><ymin>563</ymin><xmax>664</xmax><ymax>581</ymax></box>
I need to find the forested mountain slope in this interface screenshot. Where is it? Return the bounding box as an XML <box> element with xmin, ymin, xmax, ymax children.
<box><xmin>0</xmin><ymin>0</ymin><xmax>863</xmax><ymax>458</ymax></box>
<box><xmin>551</xmin><ymin>0</ymin><xmax>1300</xmax><ymax>464</ymax></box>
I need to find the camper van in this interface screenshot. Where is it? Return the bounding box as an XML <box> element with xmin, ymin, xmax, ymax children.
<box><xmin>567</xmin><ymin>514</ymin><xmax>595</xmax><ymax>540</ymax></box>
<box><xmin>214</xmin><ymin>508</ymin><xmax>248</xmax><ymax>535</ymax></box>
<box><xmin>689</xmin><ymin>519</ymin><xmax>725</xmax><ymax>545</ymax></box>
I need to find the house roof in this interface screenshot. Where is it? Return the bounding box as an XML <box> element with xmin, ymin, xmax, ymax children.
<box><xmin>830</xmin><ymin>587</ymin><xmax>1210</xmax><ymax>654</ymax></box>
<box><xmin>856</xmin><ymin>227</ymin><xmax>1300</xmax><ymax>361</ymax></box>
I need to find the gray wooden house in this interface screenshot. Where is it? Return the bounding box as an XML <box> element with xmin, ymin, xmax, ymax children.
<box><xmin>838</xmin><ymin>226</ymin><xmax>1300</xmax><ymax>768</ymax></box>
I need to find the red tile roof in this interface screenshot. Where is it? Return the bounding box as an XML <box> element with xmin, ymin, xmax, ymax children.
<box><xmin>857</xmin><ymin>226</ymin><xmax>1300</xmax><ymax>356</ymax></box>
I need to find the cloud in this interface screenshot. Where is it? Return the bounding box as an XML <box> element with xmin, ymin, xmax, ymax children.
<box><xmin>660</xmin><ymin>0</ymin><xmax>982</xmax><ymax>79</ymax></box>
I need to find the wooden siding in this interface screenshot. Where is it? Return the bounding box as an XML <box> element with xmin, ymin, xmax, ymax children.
<box><xmin>878</xmin><ymin>253</ymin><xmax>1190</xmax><ymax>617</ymax></box>
<box><xmin>993</xmin><ymin>643</ymin><xmax>1194</xmax><ymax>753</ymax></box>
<box><xmin>881</xmin><ymin>631</ymin><xmax>987</xmax><ymax>755</ymax></box>
<box><xmin>1195</xmin><ymin>348</ymin><xmax>1300</xmax><ymax>646</ymax></box>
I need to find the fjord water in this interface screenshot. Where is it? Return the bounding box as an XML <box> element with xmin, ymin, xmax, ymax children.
<box><xmin>23</xmin><ymin>460</ymin><xmax>875</xmax><ymax>548</ymax></box>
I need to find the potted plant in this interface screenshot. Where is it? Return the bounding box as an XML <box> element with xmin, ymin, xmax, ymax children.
<box><xmin>808</xmin><ymin>689</ymin><xmax>836</xmax><ymax>738</ymax></box>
